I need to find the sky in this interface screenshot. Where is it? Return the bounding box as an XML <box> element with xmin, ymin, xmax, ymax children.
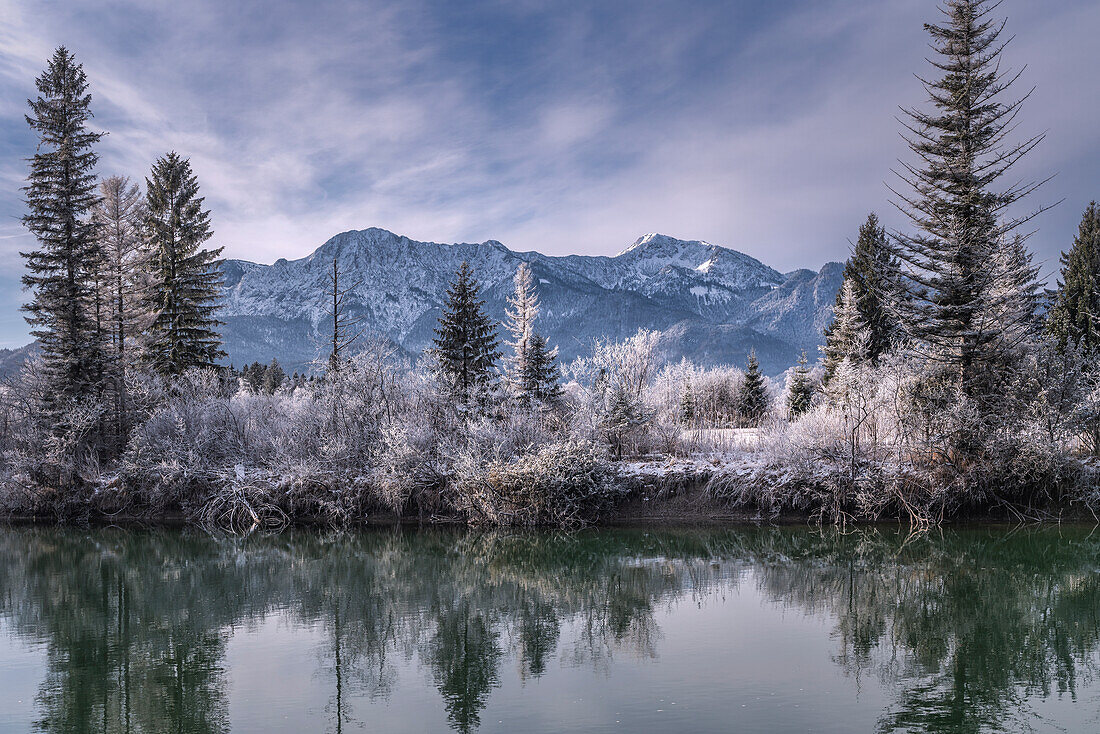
<box><xmin>0</xmin><ymin>0</ymin><xmax>1098</xmax><ymax>347</ymax></box>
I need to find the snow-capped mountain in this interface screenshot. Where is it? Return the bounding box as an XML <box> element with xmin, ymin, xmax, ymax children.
<box><xmin>218</xmin><ymin>228</ymin><xmax>842</xmax><ymax>375</ymax></box>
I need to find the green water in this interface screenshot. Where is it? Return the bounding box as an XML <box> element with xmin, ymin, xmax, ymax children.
<box><xmin>1</xmin><ymin>525</ymin><xmax>1099</xmax><ymax>733</ymax></box>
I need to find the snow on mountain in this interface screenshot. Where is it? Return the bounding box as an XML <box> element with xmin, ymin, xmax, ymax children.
<box><xmin>216</xmin><ymin>227</ymin><xmax>840</xmax><ymax>375</ymax></box>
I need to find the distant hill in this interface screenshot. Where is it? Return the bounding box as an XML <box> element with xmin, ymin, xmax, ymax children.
<box><xmin>0</xmin><ymin>343</ymin><xmax>37</xmax><ymax>379</ymax></box>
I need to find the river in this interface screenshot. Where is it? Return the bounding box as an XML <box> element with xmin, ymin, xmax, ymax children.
<box><xmin>1</xmin><ymin>525</ymin><xmax>1098</xmax><ymax>733</ymax></box>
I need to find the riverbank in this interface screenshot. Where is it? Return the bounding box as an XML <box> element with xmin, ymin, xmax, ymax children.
<box><xmin>4</xmin><ymin>452</ymin><xmax>1094</xmax><ymax>529</ymax></box>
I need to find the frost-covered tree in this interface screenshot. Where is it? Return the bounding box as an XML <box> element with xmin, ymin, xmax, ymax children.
<box><xmin>824</xmin><ymin>213</ymin><xmax>900</xmax><ymax>371</ymax></box>
<box><xmin>262</xmin><ymin>359</ymin><xmax>286</xmax><ymax>394</ymax></box>
<box><xmin>786</xmin><ymin>352</ymin><xmax>815</xmax><ymax>419</ymax></box>
<box><xmin>93</xmin><ymin>177</ymin><xmax>147</xmax><ymax>359</ymax></box>
<box><xmin>505</xmin><ymin>263</ymin><xmax>537</xmax><ymax>385</ymax></box>
<box><xmin>142</xmin><ymin>152</ymin><xmax>225</xmax><ymax>376</ymax></box>
<box><xmin>601</xmin><ymin>381</ymin><xmax>648</xmax><ymax>459</ymax></box>
<box><xmin>822</xmin><ymin>280</ymin><xmax>867</xmax><ymax>384</ymax></box>
<box><xmin>1047</xmin><ymin>203</ymin><xmax>1100</xmax><ymax>352</ymax></box>
<box><xmin>679</xmin><ymin>378</ymin><xmax>696</xmax><ymax>425</ymax></box>
<box><xmin>92</xmin><ymin>176</ymin><xmax>148</xmax><ymax>441</ymax></box>
<box><xmin>891</xmin><ymin>0</ymin><xmax>1048</xmax><ymax>395</ymax></box>
<box><xmin>987</xmin><ymin>234</ymin><xmax>1042</xmax><ymax>359</ymax></box>
<box><xmin>504</xmin><ymin>263</ymin><xmax>561</xmax><ymax>406</ymax></box>
<box><xmin>20</xmin><ymin>47</ymin><xmax>106</xmax><ymax>416</ymax></box>
<box><xmin>432</xmin><ymin>262</ymin><xmax>501</xmax><ymax>405</ymax></box>
<box><xmin>738</xmin><ymin>350</ymin><xmax>769</xmax><ymax>426</ymax></box>
<box><xmin>523</xmin><ymin>333</ymin><xmax>563</xmax><ymax>406</ymax></box>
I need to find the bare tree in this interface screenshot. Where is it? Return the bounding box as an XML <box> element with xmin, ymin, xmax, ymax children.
<box><xmin>327</xmin><ymin>257</ymin><xmax>363</xmax><ymax>374</ymax></box>
<box><xmin>92</xmin><ymin>175</ymin><xmax>147</xmax><ymax>447</ymax></box>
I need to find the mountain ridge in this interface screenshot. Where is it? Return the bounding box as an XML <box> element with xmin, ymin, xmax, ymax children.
<box><xmin>218</xmin><ymin>227</ymin><xmax>843</xmax><ymax>375</ymax></box>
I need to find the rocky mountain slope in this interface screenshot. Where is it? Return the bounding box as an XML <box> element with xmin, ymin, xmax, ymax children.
<box><xmin>219</xmin><ymin>228</ymin><xmax>842</xmax><ymax>375</ymax></box>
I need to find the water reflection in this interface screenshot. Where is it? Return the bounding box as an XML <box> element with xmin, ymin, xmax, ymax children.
<box><xmin>1</xmin><ymin>525</ymin><xmax>1099</xmax><ymax>733</ymax></box>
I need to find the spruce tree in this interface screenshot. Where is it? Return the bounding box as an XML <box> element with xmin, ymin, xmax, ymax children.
<box><xmin>823</xmin><ymin>213</ymin><xmax>900</xmax><ymax>370</ymax></box>
<box><xmin>142</xmin><ymin>152</ymin><xmax>225</xmax><ymax>377</ymax></box>
<box><xmin>738</xmin><ymin>350</ymin><xmax>769</xmax><ymax>427</ymax></box>
<box><xmin>20</xmin><ymin>47</ymin><xmax>106</xmax><ymax>416</ymax></box>
<box><xmin>523</xmin><ymin>333</ymin><xmax>563</xmax><ymax>405</ymax></box>
<box><xmin>504</xmin><ymin>262</ymin><xmax>561</xmax><ymax>406</ymax></box>
<box><xmin>822</xmin><ymin>280</ymin><xmax>866</xmax><ymax>385</ymax></box>
<box><xmin>504</xmin><ymin>262</ymin><xmax>538</xmax><ymax>396</ymax></box>
<box><xmin>891</xmin><ymin>0</ymin><xmax>1047</xmax><ymax>394</ymax></box>
<box><xmin>1047</xmin><ymin>203</ymin><xmax>1100</xmax><ymax>352</ymax></box>
<box><xmin>262</xmin><ymin>358</ymin><xmax>286</xmax><ymax>394</ymax></box>
<box><xmin>679</xmin><ymin>378</ymin><xmax>696</xmax><ymax>425</ymax></box>
<box><xmin>432</xmin><ymin>262</ymin><xmax>501</xmax><ymax>404</ymax></box>
<box><xmin>243</xmin><ymin>361</ymin><xmax>264</xmax><ymax>392</ymax></box>
<box><xmin>786</xmin><ymin>351</ymin><xmax>815</xmax><ymax>419</ymax></box>
<box><xmin>602</xmin><ymin>381</ymin><xmax>647</xmax><ymax>459</ymax></box>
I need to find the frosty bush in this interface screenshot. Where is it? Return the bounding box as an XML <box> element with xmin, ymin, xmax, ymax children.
<box><xmin>0</xmin><ymin>359</ymin><xmax>108</xmax><ymax>514</ymax></box>
<box><xmin>452</xmin><ymin>441</ymin><xmax>622</xmax><ymax>526</ymax></box>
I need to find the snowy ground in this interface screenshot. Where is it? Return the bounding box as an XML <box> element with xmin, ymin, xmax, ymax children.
<box><xmin>620</xmin><ymin>445</ymin><xmax>764</xmax><ymax>483</ymax></box>
<box><xmin>680</xmin><ymin>427</ymin><xmax>761</xmax><ymax>449</ymax></box>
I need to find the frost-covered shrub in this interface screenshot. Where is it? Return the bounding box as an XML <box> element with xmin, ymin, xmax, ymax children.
<box><xmin>566</xmin><ymin>330</ymin><xmax>661</xmax><ymax>456</ymax></box>
<box><xmin>705</xmin><ymin>405</ymin><xmax>898</xmax><ymax>523</ymax></box>
<box><xmin>0</xmin><ymin>359</ymin><xmax>108</xmax><ymax>512</ymax></box>
<box><xmin>452</xmin><ymin>441</ymin><xmax>622</xmax><ymax>526</ymax></box>
<box><xmin>120</xmin><ymin>370</ymin><xmax>240</xmax><ymax>509</ymax></box>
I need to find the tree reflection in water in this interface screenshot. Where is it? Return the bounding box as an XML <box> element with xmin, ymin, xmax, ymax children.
<box><xmin>1</xmin><ymin>525</ymin><xmax>1099</xmax><ymax>733</ymax></box>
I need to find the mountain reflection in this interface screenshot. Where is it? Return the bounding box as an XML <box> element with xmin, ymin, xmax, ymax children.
<box><xmin>1</xmin><ymin>525</ymin><xmax>1099</xmax><ymax>733</ymax></box>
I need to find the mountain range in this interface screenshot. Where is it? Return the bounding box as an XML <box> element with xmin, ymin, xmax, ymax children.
<box><xmin>218</xmin><ymin>228</ymin><xmax>843</xmax><ymax>375</ymax></box>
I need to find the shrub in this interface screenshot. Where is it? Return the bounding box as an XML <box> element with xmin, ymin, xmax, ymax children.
<box><xmin>452</xmin><ymin>442</ymin><xmax>623</xmax><ymax>526</ymax></box>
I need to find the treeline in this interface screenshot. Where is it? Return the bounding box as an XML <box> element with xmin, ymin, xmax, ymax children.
<box><xmin>4</xmin><ymin>1</ymin><xmax>1100</xmax><ymax>527</ymax></box>
<box><xmin>19</xmin><ymin>48</ymin><xmax>224</xmax><ymax>467</ymax></box>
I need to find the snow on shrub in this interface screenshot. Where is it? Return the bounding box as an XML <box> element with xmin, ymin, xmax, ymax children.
<box><xmin>452</xmin><ymin>442</ymin><xmax>623</xmax><ymax>526</ymax></box>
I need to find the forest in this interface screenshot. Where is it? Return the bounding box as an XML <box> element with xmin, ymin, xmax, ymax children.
<box><xmin>2</xmin><ymin>0</ymin><xmax>1100</xmax><ymax>529</ymax></box>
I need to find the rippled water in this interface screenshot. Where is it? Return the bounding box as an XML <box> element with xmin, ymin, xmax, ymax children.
<box><xmin>1</xmin><ymin>525</ymin><xmax>1100</xmax><ymax>733</ymax></box>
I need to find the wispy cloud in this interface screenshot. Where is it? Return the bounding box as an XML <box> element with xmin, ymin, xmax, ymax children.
<box><xmin>0</xmin><ymin>0</ymin><xmax>1097</xmax><ymax>347</ymax></box>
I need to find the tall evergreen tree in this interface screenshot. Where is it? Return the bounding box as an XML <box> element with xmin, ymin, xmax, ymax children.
<box><xmin>432</xmin><ymin>262</ymin><xmax>501</xmax><ymax>404</ymax></box>
<box><xmin>20</xmin><ymin>47</ymin><xmax>106</xmax><ymax>415</ymax></box>
<box><xmin>92</xmin><ymin>175</ymin><xmax>147</xmax><ymax>441</ymax></box>
<box><xmin>1047</xmin><ymin>202</ymin><xmax>1100</xmax><ymax>352</ymax></box>
<box><xmin>142</xmin><ymin>152</ymin><xmax>225</xmax><ymax>377</ymax></box>
<box><xmin>738</xmin><ymin>350</ymin><xmax>769</xmax><ymax>427</ymax></box>
<box><xmin>523</xmin><ymin>333</ymin><xmax>563</xmax><ymax>406</ymax></box>
<box><xmin>679</xmin><ymin>378</ymin><xmax>696</xmax><ymax>425</ymax></box>
<box><xmin>786</xmin><ymin>352</ymin><xmax>815</xmax><ymax>419</ymax></box>
<box><xmin>891</xmin><ymin>0</ymin><xmax>1047</xmax><ymax>394</ymax></box>
<box><xmin>503</xmin><ymin>262</ymin><xmax>561</xmax><ymax>406</ymax></box>
<box><xmin>504</xmin><ymin>263</ymin><xmax>538</xmax><ymax>393</ymax></box>
<box><xmin>822</xmin><ymin>280</ymin><xmax>867</xmax><ymax>384</ymax></box>
<box><xmin>823</xmin><ymin>213</ymin><xmax>900</xmax><ymax>373</ymax></box>
<box><xmin>262</xmin><ymin>358</ymin><xmax>286</xmax><ymax>394</ymax></box>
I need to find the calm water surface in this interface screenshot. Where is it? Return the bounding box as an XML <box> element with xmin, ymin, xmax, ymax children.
<box><xmin>1</xmin><ymin>524</ymin><xmax>1099</xmax><ymax>733</ymax></box>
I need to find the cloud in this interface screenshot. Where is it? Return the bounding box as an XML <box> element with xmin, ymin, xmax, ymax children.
<box><xmin>0</xmin><ymin>0</ymin><xmax>1097</xmax><ymax>346</ymax></box>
